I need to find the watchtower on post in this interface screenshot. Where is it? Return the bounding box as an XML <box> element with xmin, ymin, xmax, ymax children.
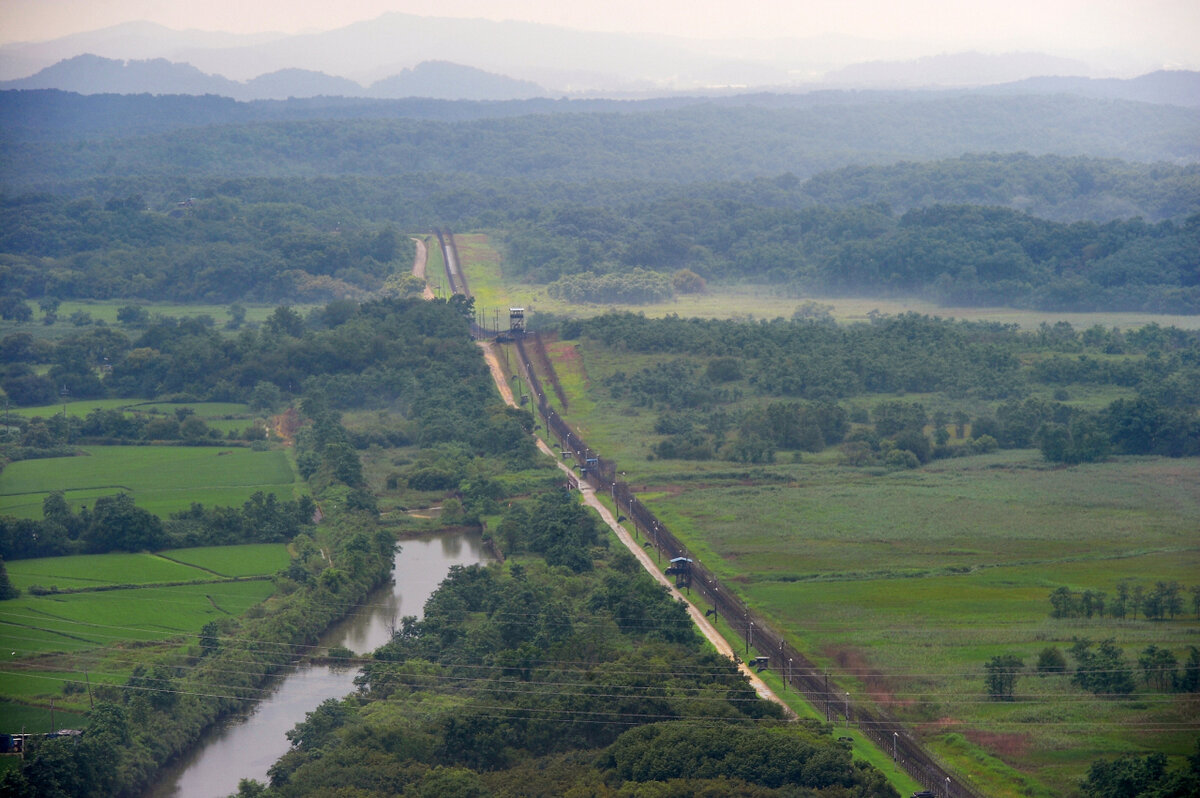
<box><xmin>509</xmin><ymin>308</ymin><xmax>525</xmax><ymax>335</ymax></box>
<box><xmin>665</xmin><ymin>557</ymin><xmax>693</xmax><ymax>589</ymax></box>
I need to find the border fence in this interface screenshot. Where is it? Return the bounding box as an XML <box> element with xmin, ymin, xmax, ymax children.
<box><xmin>438</xmin><ymin>229</ymin><xmax>982</xmax><ymax>798</ymax></box>
<box><xmin>514</xmin><ymin>334</ymin><xmax>983</xmax><ymax>798</ymax></box>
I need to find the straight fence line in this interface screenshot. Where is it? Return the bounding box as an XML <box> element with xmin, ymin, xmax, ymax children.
<box><xmin>513</xmin><ymin>332</ymin><xmax>984</xmax><ymax>798</ymax></box>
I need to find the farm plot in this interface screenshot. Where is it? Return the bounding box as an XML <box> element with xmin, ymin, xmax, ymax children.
<box><xmin>160</xmin><ymin>544</ymin><xmax>291</xmax><ymax>578</ymax></box>
<box><xmin>0</xmin><ymin>581</ymin><xmax>276</xmax><ymax>653</ymax></box>
<box><xmin>0</xmin><ymin>546</ymin><xmax>286</xmax><ymax>731</ymax></box>
<box><xmin>0</xmin><ymin>445</ymin><xmax>297</xmax><ymax>518</ymax></box>
<box><xmin>6</xmin><ymin>553</ymin><xmax>222</xmax><ymax>591</ymax></box>
<box><xmin>6</xmin><ymin>545</ymin><xmax>289</xmax><ymax>590</ymax></box>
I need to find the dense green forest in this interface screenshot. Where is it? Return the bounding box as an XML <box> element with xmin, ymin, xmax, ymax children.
<box><xmin>4</xmin><ymin>94</ymin><xmax>1198</xmax><ymax>187</ymax></box>
<box><xmin>0</xmin><ymin>194</ymin><xmax>414</xmax><ymax>302</ymax></box>
<box><xmin>505</xmin><ymin>200</ymin><xmax>1200</xmax><ymax>312</ymax></box>
<box><xmin>2</xmin><ymin>91</ymin><xmax>1198</xmax><ymax>313</ymax></box>
<box><xmin>3</xmin><ymin>153</ymin><xmax>1198</xmax><ymax>311</ymax></box>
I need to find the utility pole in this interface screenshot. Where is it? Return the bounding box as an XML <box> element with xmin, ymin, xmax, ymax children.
<box><xmin>825</xmin><ymin>671</ymin><xmax>830</xmax><ymax>721</ymax></box>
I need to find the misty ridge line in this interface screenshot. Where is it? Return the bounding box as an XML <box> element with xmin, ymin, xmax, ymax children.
<box><xmin>1</xmin><ymin>13</ymin><xmax>1193</xmax><ymax>99</ymax></box>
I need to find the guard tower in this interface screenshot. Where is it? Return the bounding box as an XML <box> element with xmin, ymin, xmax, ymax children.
<box><xmin>509</xmin><ymin>308</ymin><xmax>525</xmax><ymax>335</ymax></box>
<box><xmin>665</xmin><ymin>557</ymin><xmax>693</xmax><ymax>589</ymax></box>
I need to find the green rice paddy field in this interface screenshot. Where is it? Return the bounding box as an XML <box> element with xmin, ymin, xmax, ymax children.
<box><xmin>0</xmin><ymin>445</ymin><xmax>298</xmax><ymax>519</ymax></box>
<box><xmin>0</xmin><ymin>545</ymin><xmax>286</xmax><ymax>731</ymax></box>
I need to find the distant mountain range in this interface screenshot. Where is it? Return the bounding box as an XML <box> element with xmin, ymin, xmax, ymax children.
<box><xmin>0</xmin><ymin>54</ymin><xmax>545</xmax><ymax>101</ymax></box>
<box><xmin>821</xmin><ymin>52</ymin><xmax>1094</xmax><ymax>87</ymax></box>
<box><xmin>4</xmin><ymin>12</ymin><xmax>1181</xmax><ymax>96</ymax></box>
<box><xmin>3</xmin><ymin>51</ymin><xmax>1197</xmax><ymax>110</ymax></box>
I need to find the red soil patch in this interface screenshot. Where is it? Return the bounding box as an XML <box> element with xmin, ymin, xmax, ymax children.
<box><xmin>548</xmin><ymin>342</ymin><xmax>581</xmax><ymax>362</ymax></box>
<box><xmin>963</xmin><ymin>729</ymin><xmax>1033</xmax><ymax>760</ymax></box>
<box><xmin>271</xmin><ymin>408</ymin><xmax>303</xmax><ymax>446</ymax></box>
<box><xmin>823</xmin><ymin>644</ymin><xmax>907</xmax><ymax>709</ymax></box>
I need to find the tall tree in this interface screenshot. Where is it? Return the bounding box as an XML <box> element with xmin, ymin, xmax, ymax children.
<box><xmin>985</xmin><ymin>654</ymin><xmax>1024</xmax><ymax>700</ymax></box>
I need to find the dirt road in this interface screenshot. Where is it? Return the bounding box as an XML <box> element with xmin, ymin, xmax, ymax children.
<box><xmin>411</xmin><ymin>236</ymin><xmax>434</xmax><ymax>300</ymax></box>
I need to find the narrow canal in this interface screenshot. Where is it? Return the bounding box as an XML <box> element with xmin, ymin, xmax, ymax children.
<box><xmin>148</xmin><ymin>531</ymin><xmax>491</xmax><ymax>798</ymax></box>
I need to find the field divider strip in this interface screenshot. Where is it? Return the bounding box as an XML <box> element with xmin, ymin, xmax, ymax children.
<box><xmin>0</xmin><ymin>620</ymin><xmax>106</xmax><ymax>644</ymax></box>
<box><xmin>13</xmin><ymin>575</ymin><xmax>272</xmax><ymax>596</ymax></box>
<box><xmin>152</xmin><ymin>553</ymin><xmax>229</xmax><ymax>577</ymax></box>
<box><xmin>0</xmin><ymin>485</ymin><xmax>133</xmax><ymax>497</ymax></box>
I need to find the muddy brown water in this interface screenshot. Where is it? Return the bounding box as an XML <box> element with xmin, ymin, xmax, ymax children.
<box><xmin>147</xmin><ymin>531</ymin><xmax>491</xmax><ymax>798</ymax></box>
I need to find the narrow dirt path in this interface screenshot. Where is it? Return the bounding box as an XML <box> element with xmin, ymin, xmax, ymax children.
<box><xmin>477</xmin><ymin>342</ymin><xmax>790</xmax><ymax>713</ymax></box>
<box><xmin>411</xmin><ymin>236</ymin><xmax>434</xmax><ymax>300</ymax></box>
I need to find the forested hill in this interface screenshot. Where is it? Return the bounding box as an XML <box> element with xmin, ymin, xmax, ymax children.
<box><xmin>3</xmin><ymin>93</ymin><xmax>1198</xmax><ymax>187</ymax></box>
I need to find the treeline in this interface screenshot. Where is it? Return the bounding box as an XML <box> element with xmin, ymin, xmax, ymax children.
<box><xmin>1080</xmin><ymin>747</ymin><xmax>1200</xmax><ymax>798</ymax></box>
<box><xmin>0</xmin><ymin>490</ymin><xmax>314</xmax><ymax>564</ymax></box>
<box><xmin>568</xmin><ymin>313</ymin><xmax>1200</xmax><ymax>465</ymax></box>
<box><xmin>794</xmin><ymin>153</ymin><xmax>1200</xmax><ymax>223</ymax></box>
<box><xmin>1048</xmin><ymin>580</ymin><xmax>1197</xmax><ymax>621</ymax></box>
<box><xmin>9</xmin><ymin>406</ymin><xmax>265</xmax><ymax>446</ymax></box>
<box><xmin>12</xmin><ymin>152</ymin><xmax>1197</xmax><ymax>232</ymax></box>
<box><xmin>249</xmin><ymin>490</ymin><xmax>897</xmax><ymax>797</ymax></box>
<box><xmin>508</xmin><ymin>200</ymin><xmax>1200</xmax><ymax>313</ymax></box>
<box><xmin>988</xmin><ymin>639</ymin><xmax>1199</xmax><ymax>701</ymax></box>
<box><xmin>0</xmin><ymin>193</ymin><xmax>414</xmax><ymax>303</ymax></box>
<box><xmin>546</xmin><ymin>267</ymin><xmax>676</xmax><ymax>304</ymax></box>
<box><xmin>576</xmin><ymin>313</ymin><xmax>1200</xmax><ymax>405</ymax></box>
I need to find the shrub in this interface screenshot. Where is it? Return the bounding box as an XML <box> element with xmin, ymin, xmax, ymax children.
<box><xmin>1037</xmin><ymin>646</ymin><xmax>1067</xmax><ymax>674</ymax></box>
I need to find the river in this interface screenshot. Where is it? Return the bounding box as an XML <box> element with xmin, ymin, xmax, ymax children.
<box><xmin>147</xmin><ymin>531</ymin><xmax>491</xmax><ymax>798</ymax></box>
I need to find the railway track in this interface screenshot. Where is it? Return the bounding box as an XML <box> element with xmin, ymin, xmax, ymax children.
<box><xmin>433</xmin><ymin>230</ymin><xmax>983</xmax><ymax>798</ymax></box>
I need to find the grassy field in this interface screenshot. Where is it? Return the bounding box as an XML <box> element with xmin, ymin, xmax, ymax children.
<box><xmin>0</xmin><ymin>445</ymin><xmax>298</xmax><ymax>519</ymax></box>
<box><xmin>453</xmin><ymin>233</ymin><xmax>517</xmax><ymax>330</ymax></box>
<box><xmin>575</xmin><ymin>414</ymin><xmax>1200</xmax><ymax>795</ymax></box>
<box><xmin>1</xmin><ymin>581</ymin><xmax>276</xmax><ymax>651</ymax></box>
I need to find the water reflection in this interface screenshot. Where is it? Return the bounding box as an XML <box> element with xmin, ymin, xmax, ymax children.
<box><xmin>148</xmin><ymin>531</ymin><xmax>489</xmax><ymax>798</ymax></box>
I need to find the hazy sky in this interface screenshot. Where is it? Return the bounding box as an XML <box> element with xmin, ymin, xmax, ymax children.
<box><xmin>3</xmin><ymin>0</ymin><xmax>1198</xmax><ymax>64</ymax></box>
